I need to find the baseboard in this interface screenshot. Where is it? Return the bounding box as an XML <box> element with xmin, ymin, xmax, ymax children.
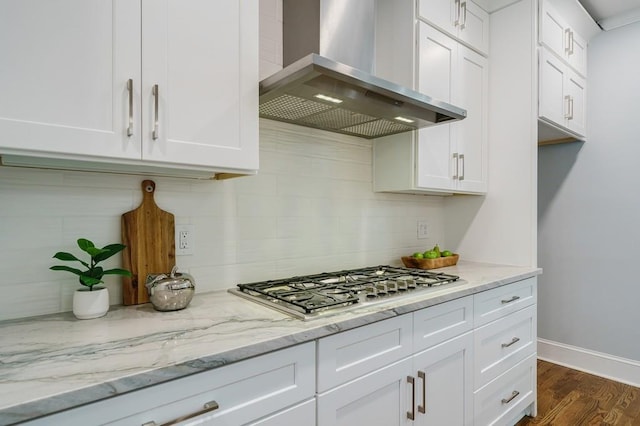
<box><xmin>538</xmin><ymin>338</ymin><xmax>640</xmax><ymax>388</ymax></box>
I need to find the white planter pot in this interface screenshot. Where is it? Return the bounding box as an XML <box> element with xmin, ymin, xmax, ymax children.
<box><xmin>73</xmin><ymin>287</ymin><xmax>109</xmax><ymax>319</ymax></box>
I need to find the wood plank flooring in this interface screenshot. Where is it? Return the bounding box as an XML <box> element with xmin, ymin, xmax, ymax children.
<box><xmin>516</xmin><ymin>360</ymin><xmax>640</xmax><ymax>425</ymax></box>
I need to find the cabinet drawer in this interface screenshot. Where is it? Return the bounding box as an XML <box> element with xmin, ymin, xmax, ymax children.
<box><xmin>317</xmin><ymin>314</ymin><xmax>413</xmax><ymax>392</ymax></box>
<box><xmin>474</xmin><ymin>305</ymin><xmax>536</xmax><ymax>389</ymax></box>
<box><xmin>413</xmin><ymin>296</ymin><xmax>473</xmax><ymax>352</ymax></box>
<box><xmin>474</xmin><ymin>278</ymin><xmax>537</xmax><ymax>326</ymax></box>
<box><xmin>474</xmin><ymin>354</ymin><xmax>536</xmax><ymax>426</ymax></box>
<box><xmin>25</xmin><ymin>343</ymin><xmax>316</xmax><ymax>426</ymax></box>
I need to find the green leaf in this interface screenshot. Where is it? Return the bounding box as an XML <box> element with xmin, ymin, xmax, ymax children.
<box><xmin>52</xmin><ymin>252</ymin><xmax>90</xmax><ymax>268</ymax></box>
<box><xmin>53</xmin><ymin>252</ymin><xmax>80</xmax><ymax>262</ymax></box>
<box><xmin>77</xmin><ymin>238</ymin><xmax>95</xmax><ymax>253</ymax></box>
<box><xmin>86</xmin><ymin>247</ymin><xmax>107</xmax><ymax>258</ymax></box>
<box><xmin>87</xmin><ymin>266</ymin><xmax>104</xmax><ymax>279</ymax></box>
<box><xmin>93</xmin><ymin>244</ymin><xmax>126</xmax><ymax>262</ymax></box>
<box><xmin>103</xmin><ymin>268</ymin><xmax>132</xmax><ymax>277</ymax></box>
<box><xmin>79</xmin><ymin>275</ymin><xmax>102</xmax><ymax>287</ymax></box>
<box><xmin>50</xmin><ymin>265</ymin><xmax>84</xmax><ymax>276</ymax></box>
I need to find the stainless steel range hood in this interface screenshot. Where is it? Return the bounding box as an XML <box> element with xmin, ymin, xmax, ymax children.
<box><xmin>259</xmin><ymin>0</ymin><xmax>466</xmax><ymax>139</ymax></box>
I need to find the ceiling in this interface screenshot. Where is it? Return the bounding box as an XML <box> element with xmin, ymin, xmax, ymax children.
<box><xmin>578</xmin><ymin>0</ymin><xmax>640</xmax><ymax>30</ymax></box>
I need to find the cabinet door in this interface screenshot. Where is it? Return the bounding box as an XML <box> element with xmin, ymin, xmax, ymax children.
<box><xmin>565</xmin><ymin>69</ymin><xmax>586</xmax><ymax>137</ymax></box>
<box><xmin>455</xmin><ymin>45</ymin><xmax>487</xmax><ymax>193</ymax></box>
<box><xmin>539</xmin><ymin>0</ymin><xmax>567</xmax><ymax>61</ymax></box>
<box><xmin>539</xmin><ymin>0</ymin><xmax>587</xmax><ymax>77</ymax></box>
<box><xmin>317</xmin><ymin>358</ymin><xmax>413</xmax><ymax>426</ymax></box>
<box><xmin>457</xmin><ymin>1</ymin><xmax>490</xmax><ymax>55</ymax></box>
<box><xmin>418</xmin><ymin>0</ymin><xmax>459</xmax><ymax>37</ymax></box>
<box><xmin>539</xmin><ymin>49</ymin><xmax>567</xmax><ymax>128</ymax></box>
<box><xmin>0</xmin><ymin>0</ymin><xmax>141</xmax><ymax>160</ymax></box>
<box><xmin>416</xmin><ymin>23</ymin><xmax>457</xmax><ymax>191</ymax></box>
<box><xmin>418</xmin><ymin>0</ymin><xmax>488</xmax><ymax>55</ymax></box>
<box><xmin>141</xmin><ymin>0</ymin><xmax>258</xmax><ymax>171</ymax></box>
<box><xmin>413</xmin><ymin>332</ymin><xmax>473</xmax><ymax>426</ymax></box>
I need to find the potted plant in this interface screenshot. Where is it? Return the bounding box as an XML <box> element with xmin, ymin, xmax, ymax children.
<box><xmin>51</xmin><ymin>238</ymin><xmax>132</xmax><ymax>319</ymax></box>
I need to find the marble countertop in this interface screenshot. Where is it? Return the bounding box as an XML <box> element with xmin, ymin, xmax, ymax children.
<box><xmin>0</xmin><ymin>261</ymin><xmax>541</xmax><ymax>425</ymax></box>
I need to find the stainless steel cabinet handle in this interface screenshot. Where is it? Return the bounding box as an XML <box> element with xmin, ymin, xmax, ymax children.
<box><xmin>501</xmin><ymin>337</ymin><xmax>521</xmax><ymax>348</ymax></box>
<box><xmin>454</xmin><ymin>0</ymin><xmax>461</xmax><ymax>26</ymax></box>
<box><xmin>142</xmin><ymin>400</ymin><xmax>219</xmax><ymax>426</ymax></box>
<box><xmin>127</xmin><ymin>79</ymin><xmax>134</xmax><ymax>137</ymax></box>
<box><xmin>418</xmin><ymin>371</ymin><xmax>426</xmax><ymax>414</ymax></box>
<box><xmin>501</xmin><ymin>390</ymin><xmax>520</xmax><ymax>404</ymax></box>
<box><xmin>564</xmin><ymin>95</ymin><xmax>572</xmax><ymax>119</ymax></box>
<box><xmin>152</xmin><ymin>84</ymin><xmax>159</xmax><ymax>140</ymax></box>
<box><xmin>453</xmin><ymin>153</ymin><xmax>459</xmax><ymax>180</ymax></box>
<box><xmin>460</xmin><ymin>1</ymin><xmax>467</xmax><ymax>29</ymax></box>
<box><xmin>569</xmin><ymin>30</ymin><xmax>575</xmax><ymax>55</ymax></box>
<box><xmin>569</xmin><ymin>96</ymin><xmax>574</xmax><ymax>120</ymax></box>
<box><xmin>407</xmin><ymin>376</ymin><xmax>416</xmax><ymax>420</ymax></box>
<box><xmin>565</xmin><ymin>28</ymin><xmax>571</xmax><ymax>54</ymax></box>
<box><xmin>459</xmin><ymin>154</ymin><xmax>465</xmax><ymax>181</ymax></box>
<box><xmin>501</xmin><ymin>295</ymin><xmax>520</xmax><ymax>304</ymax></box>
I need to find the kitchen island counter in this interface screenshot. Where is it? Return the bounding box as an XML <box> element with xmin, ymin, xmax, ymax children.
<box><xmin>0</xmin><ymin>261</ymin><xmax>540</xmax><ymax>425</ymax></box>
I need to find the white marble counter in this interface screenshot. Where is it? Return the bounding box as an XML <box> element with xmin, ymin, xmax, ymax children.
<box><xmin>0</xmin><ymin>261</ymin><xmax>541</xmax><ymax>425</ymax></box>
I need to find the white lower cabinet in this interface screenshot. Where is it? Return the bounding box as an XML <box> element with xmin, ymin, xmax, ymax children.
<box><xmin>317</xmin><ymin>357</ymin><xmax>414</xmax><ymax>426</ymax></box>
<box><xmin>317</xmin><ymin>332</ymin><xmax>473</xmax><ymax>426</ymax></box>
<box><xmin>474</xmin><ymin>355</ymin><xmax>536</xmax><ymax>426</ymax></box>
<box><xmin>473</xmin><ymin>278</ymin><xmax>538</xmax><ymax>425</ymax></box>
<box><xmin>412</xmin><ymin>332</ymin><xmax>474</xmax><ymax>426</ymax></box>
<box><xmin>317</xmin><ymin>296</ymin><xmax>475</xmax><ymax>426</ymax></box>
<box><xmin>23</xmin><ymin>342</ymin><xmax>315</xmax><ymax>426</ymax></box>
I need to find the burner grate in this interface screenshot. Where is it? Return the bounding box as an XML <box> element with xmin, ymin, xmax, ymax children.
<box><xmin>235</xmin><ymin>266</ymin><xmax>460</xmax><ymax>316</ymax></box>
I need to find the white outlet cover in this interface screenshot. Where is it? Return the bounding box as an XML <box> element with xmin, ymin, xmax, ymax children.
<box><xmin>175</xmin><ymin>224</ymin><xmax>194</xmax><ymax>255</ymax></box>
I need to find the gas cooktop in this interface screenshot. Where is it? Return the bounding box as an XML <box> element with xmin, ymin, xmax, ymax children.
<box><xmin>229</xmin><ymin>265</ymin><xmax>463</xmax><ymax>320</ymax></box>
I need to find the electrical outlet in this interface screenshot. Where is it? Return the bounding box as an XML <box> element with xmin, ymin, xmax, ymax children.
<box><xmin>175</xmin><ymin>225</ymin><xmax>194</xmax><ymax>256</ymax></box>
<box><xmin>417</xmin><ymin>220</ymin><xmax>429</xmax><ymax>239</ymax></box>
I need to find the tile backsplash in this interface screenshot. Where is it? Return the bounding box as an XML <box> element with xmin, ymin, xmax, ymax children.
<box><xmin>0</xmin><ymin>120</ymin><xmax>445</xmax><ymax>321</ymax></box>
<box><xmin>0</xmin><ymin>1</ymin><xmax>445</xmax><ymax>321</ymax></box>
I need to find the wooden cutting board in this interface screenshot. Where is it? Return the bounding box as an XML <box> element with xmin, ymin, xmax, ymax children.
<box><xmin>121</xmin><ymin>180</ymin><xmax>175</xmax><ymax>305</ymax></box>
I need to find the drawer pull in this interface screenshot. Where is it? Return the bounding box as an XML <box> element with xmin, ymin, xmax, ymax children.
<box><xmin>418</xmin><ymin>370</ymin><xmax>426</xmax><ymax>414</ymax></box>
<box><xmin>142</xmin><ymin>400</ymin><xmax>219</xmax><ymax>426</ymax></box>
<box><xmin>501</xmin><ymin>390</ymin><xmax>520</xmax><ymax>404</ymax></box>
<box><xmin>501</xmin><ymin>337</ymin><xmax>520</xmax><ymax>348</ymax></box>
<box><xmin>501</xmin><ymin>295</ymin><xmax>520</xmax><ymax>304</ymax></box>
<box><xmin>407</xmin><ymin>376</ymin><xmax>416</xmax><ymax>420</ymax></box>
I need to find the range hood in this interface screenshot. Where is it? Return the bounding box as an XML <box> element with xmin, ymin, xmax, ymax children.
<box><xmin>259</xmin><ymin>0</ymin><xmax>466</xmax><ymax>139</ymax></box>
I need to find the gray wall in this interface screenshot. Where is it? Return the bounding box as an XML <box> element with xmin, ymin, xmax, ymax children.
<box><xmin>538</xmin><ymin>21</ymin><xmax>640</xmax><ymax>361</ymax></box>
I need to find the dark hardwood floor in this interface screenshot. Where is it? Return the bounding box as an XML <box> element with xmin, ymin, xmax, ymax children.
<box><xmin>516</xmin><ymin>360</ymin><xmax>640</xmax><ymax>425</ymax></box>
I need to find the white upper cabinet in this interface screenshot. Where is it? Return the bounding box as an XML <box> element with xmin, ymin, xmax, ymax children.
<box><xmin>539</xmin><ymin>0</ymin><xmax>587</xmax><ymax>77</ymax></box>
<box><xmin>416</xmin><ymin>23</ymin><xmax>488</xmax><ymax>194</ymax></box>
<box><xmin>141</xmin><ymin>0</ymin><xmax>258</xmax><ymax>171</ymax></box>
<box><xmin>418</xmin><ymin>0</ymin><xmax>490</xmax><ymax>56</ymax></box>
<box><xmin>0</xmin><ymin>0</ymin><xmax>141</xmax><ymax>160</ymax></box>
<box><xmin>372</xmin><ymin>7</ymin><xmax>488</xmax><ymax>196</ymax></box>
<box><xmin>539</xmin><ymin>48</ymin><xmax>586</xmax><ymax>137</ymax></box>
<box><xmin>0</xmin><ymin>0</ymin><xmax>258</xmax><ymax>176</ymax></box>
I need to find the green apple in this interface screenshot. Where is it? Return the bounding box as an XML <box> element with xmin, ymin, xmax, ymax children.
<box><xmin>424</xmin><ymin>250</ymin><xmax>438</xmax><ymax>259</ymax></box>
<box><xmin>441</xmin><ymin>250</ymin><xmax>453</xmax><ymax>257</ymax></box>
